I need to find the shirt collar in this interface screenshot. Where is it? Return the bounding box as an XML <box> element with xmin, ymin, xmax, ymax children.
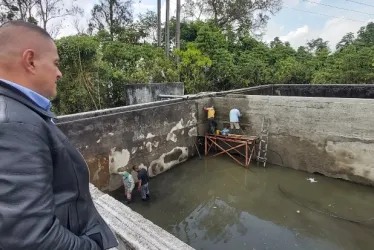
<box><xmin>0</xmin><ymin>78</ymin><xmax>51</xmax><ymax>111</ymax></box>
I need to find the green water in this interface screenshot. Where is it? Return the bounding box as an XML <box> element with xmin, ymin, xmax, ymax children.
<box><xmin>111</xmin><ymin>156</ymin><xmax>374</xmax><ymax>250</ymax></box>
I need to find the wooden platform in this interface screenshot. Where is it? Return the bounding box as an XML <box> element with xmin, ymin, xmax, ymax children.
<box><xmin>204</xmin><ymin>134</ymin><xmax>257</xmax><ymax>168</ymax></box>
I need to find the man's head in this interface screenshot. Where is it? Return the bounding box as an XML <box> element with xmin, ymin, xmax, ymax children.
<box><xmin>0</xmin><ymin>21</ymin><xmax>62</xmax><ymax>98</ymax></box>
<box><xmin>132</xmin><ymin>165</ymin><xmax>140</xmax><ymax>172</ymax></box>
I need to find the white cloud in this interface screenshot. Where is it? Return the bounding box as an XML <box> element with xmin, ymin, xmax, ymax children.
<box><xmin>318</xmin><ymin>18</ymin><xmax>369</xmax><ymax>49</ymax></box>
<box><xmin>279</xmin><ymin>25</ymin><xmax>309</xmax><ymax>44</ymax></box>
<box><xmin>265</xmin><ymin>17</ymin><xmax>374</xmax><ymax>50</ymax></box>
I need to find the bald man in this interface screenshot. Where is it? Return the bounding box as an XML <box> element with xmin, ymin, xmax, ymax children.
<box><xmin>0</xmin><ymin>21</ymin><xmax>118</xmax><ymax>249</ymax></box>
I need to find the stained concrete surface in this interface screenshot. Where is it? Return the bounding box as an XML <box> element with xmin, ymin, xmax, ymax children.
<box><xmin>213</xmin><ymin>95</ymin><xmax>374</xmax><ymax>186</ymax></box>
<box><xmin>111</xmin><ymin>156</ymin><xmax>374</xmax><ymax>250</ymax></box>
<box><xmin>56</xmin><ymin>99</ymin><xmax>201</xmax><ymax>191</ymax></box>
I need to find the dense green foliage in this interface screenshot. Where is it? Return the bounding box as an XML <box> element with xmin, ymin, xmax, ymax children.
<box><xmin>2</xmin><ymin>1</ymin><xmax>374</xmax><ymax>115</ymax></box>
<box><xmin>53</xmin><ymin>21</ymin><xmax>374</xmax><ymax>114</ymax></box>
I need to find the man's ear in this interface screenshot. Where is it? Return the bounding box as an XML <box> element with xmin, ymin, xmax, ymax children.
<box><xmin>22</xmin><ymin>49</ymin><xmax>36</xmax><ymax>74</ymax></box>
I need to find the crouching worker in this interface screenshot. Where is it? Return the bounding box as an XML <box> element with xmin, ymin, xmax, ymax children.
<box><xmin>204</xmin><ymin>106</ymin><xmax>216</xmax><ymax>134</ymax></box>
<box><xmin>133</xmin><ymin>165</ymin><xmax>150</xmax><ymax>201</ymax></box>
<box><xmin>118</xmin><ymin>170</ymin><xmax>135</xmax><ymax>204</ymax></box>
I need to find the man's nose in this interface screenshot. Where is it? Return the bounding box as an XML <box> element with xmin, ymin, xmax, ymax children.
<box><xmin>57</xmin><ymin>69</ymin><xmax>62</xmax><ymax>80</ymax></box>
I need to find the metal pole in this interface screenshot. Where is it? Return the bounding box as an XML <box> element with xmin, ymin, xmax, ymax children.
<box><xmin>176</xmin><ymin>0</ymin><xmax>181</xmax><ymax>80</ymax></box>
<box><xmin>245</xmin><ymin>142</ymin><xmax>248</xmax><ymax>168</ymax></box>
<box><xmin>157</xmin><ymin>0</ymin><xmax>161</xmax><ymax>47</ymax></box>
<box><xmin>176</xmin><ymin>0</ymin><xmax>181</xmax><ymax>52</ymax></box>
<box><xmin>165</xmin><ymin>0</ymin><xmax>170</xmax><ymax>56</ymax></box>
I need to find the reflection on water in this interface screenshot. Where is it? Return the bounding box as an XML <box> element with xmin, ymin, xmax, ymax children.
<box><xmin>171</xmin><ymin>197</ymin><xmax>340</xmax><ymax>250</ymax></box>
<box><xmin>110</xmin><ymin>156</ymin><xmax>374</xmax><ymax>250</ymax></box>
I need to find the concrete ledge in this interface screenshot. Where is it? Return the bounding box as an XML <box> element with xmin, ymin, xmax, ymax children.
<box><xmin>56</xmin><ymin>98</ymin><xmax>184</xmax><ymax>124</ymax></box>
<box><xmin>125</xmin><ymin>82</ymin><xmax>184</xmax><ymax>105</ymax></box>
<box><xmin>90</xmin><ymin>184</ymin><xmax>194</xmax><ymax>250</ymax></box>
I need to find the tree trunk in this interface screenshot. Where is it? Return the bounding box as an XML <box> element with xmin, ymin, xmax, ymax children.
<box><xmin>176</xmin><ymin>0</ymin><xmax>181</xmax><ymax>80</ymax></box>
<box><xmin>165</xmin><ymin>0</ymin><xmax>170</xmax><ymax>56</ymax></box>
<box><xmin>176</xmin><ymin>0</ymin><xmax>181</xmax><ymax>51</ymax></box>
<box><xmin>109</xmin><ymin>0</ymin><xmax>114</xmax><ymax>40</ymax></box>
<box><xmin>157</xmin><ymin>0</ymin><xmax>161</xmax><ymax>47</ymax></box>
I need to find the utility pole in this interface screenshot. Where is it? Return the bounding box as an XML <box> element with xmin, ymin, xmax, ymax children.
<box><xmin>176</xmin><ymin>0</ymin><xmax>181</xmax><ymax>80</ymax></box>
<box><xmin>165</xmin><ymin>0</ymin><xmax>170</xmax><ymax>56</ymax></box>
<box><xmin>157</xmin><ymin>0</ymin><xmax>161</xmax><ymax>47</ymax></box>
<box><xmin>176</xmin><ymin>0</ymin><xmax>181</xmax><ymax>57</ymax></box>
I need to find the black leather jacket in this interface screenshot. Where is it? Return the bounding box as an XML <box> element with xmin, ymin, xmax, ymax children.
<box><xmin>0</xmin><ymin>81</ymin><xmax>118</xmax><ymax>250</ymax></box>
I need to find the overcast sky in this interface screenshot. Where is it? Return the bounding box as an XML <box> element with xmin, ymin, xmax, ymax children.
<box><xmin>58</xmin><ymin>0</ymin><xmax>374</xmax><ymax>49</ymax></box>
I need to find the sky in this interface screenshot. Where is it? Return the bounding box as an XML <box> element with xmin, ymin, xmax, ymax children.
<box><xmin>58</xmin><ymin>0</ymin><xmax>374</xmax><ymax>50</ymax></box>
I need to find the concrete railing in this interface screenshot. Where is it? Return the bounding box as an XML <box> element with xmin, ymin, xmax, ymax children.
<box><xmin>90</xmin><ymin>184</ymin><xmax>194</xmax><ymax>250</ymax></box>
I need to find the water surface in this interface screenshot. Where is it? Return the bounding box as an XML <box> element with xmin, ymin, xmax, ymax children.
<box><xmin>111</xmin><ymin>156</ymin><xmax>374</xmax><ymax>250</ymax></box>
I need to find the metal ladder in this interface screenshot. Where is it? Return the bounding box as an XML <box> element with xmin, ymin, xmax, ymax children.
<box><xmin>257</xmin><ymin>117</ymin><xmax>270</xmax><ymax>167</ymax></box>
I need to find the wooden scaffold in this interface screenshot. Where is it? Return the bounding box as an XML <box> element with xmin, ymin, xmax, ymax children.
<box><xmin>204</xmin><ymin>134</ymin><xmax>257</xmax><ymax>168</ymax></box>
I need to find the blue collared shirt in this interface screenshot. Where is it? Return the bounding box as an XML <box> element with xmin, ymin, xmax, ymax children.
<box><xmin>229</xmin><ymin>108</ymin><xmax>241</xmax><ymax>123</ymax></box>
<box><xmin>0</xmin><ymin>78</ymin><xmax>51</xmax><ymax>111</ymax></box>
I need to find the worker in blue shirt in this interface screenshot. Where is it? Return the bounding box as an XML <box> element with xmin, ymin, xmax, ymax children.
<box><xmin>229</xmin><ymin>108</ymin><xmax>241</xmax><ymax>131</ymax></box>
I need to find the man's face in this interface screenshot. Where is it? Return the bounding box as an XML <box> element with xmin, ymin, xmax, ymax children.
<box><xmin>31</xmin><ymin>40</ymin><xmax>62</xmax><ymax>98</ymax></box>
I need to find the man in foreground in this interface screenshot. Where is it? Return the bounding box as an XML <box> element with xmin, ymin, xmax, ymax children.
<box><xmin>133</xmin><ymin>165</ymin><xmax>150</xmax><ymax>201</ymax></box>
<box><xmin>0</xmin><ymin>21</ymin><xmax>118</xmax><ymax>249</ymax></box>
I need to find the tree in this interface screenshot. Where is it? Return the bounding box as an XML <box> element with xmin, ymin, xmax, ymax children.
<box><xmin>236</xmin><ymin>50</ymin><xmax>271</xmax><ymax>86</ymax></box>
<box><xmin>336</xmin><ymin>32</ymin><xmax>355</xmax><ymax>51</ymax></box>
<box><xmin>34</xmin><ymin>0</ymin><xmax>83</xmax><ymax>36</ymax></box>
<box><xmin>268</xmin><ymin>37</ymin><xmax>296</xmax><ymax>65</ymax></box>
<box><xmin>175</xmin><ymin>42</ymin><xmax>212</xmax><ymax>93</ymax></box>
<box><xmin>296</xmin><ymin>46</ymin><xmax>312</xmax><ymax>62</ymax></box>
<box><xmin>182</xmin><ymin>0</ymin><xmax>205</xmax><ymax>20</ymax></box>
<box><xmin>0</xmin><ymin>0</ymin><xmax>81</xmax><ymax>36</ymax></box>
<box><xmin>182</xmin><ymin>0</ymin><xmax>282</xmax><ymax>33</ymax></box>
<box><xmin>54</xmin><ymin>35</ymin><xmax>102</xmax><ymax>114</ymax></box>
<box><xmin>356</xmin><ymin>22</ymin><xmax>374</xmax><ymax>47</ymax></box>
<box><xmin>195</xmin><ymin>22</ymin><xmax>227</xmax><ymax>56</ymax></box>
<box><xmin>273</xmin><ymin>57</ymin><xmax>311</xmax><ymax>84</ymax></box>
<box><xmin>89</xmin><ymin>0</ymin><xmax>133</xmax><ymax>40</ymax></box>
<box><xmin>0</xmin><ymin>0</ymin><xmax>37</xmax><ymax>24</ymax></box>
<box><xmin>307</xmin><ymin>38</ymin><xmax>329</xmax><ymax>54</ymax></box>
<box><xmin>137</xmin><ymin>10</ymin><xmax>158</xmax><ymax>42</ymax></box>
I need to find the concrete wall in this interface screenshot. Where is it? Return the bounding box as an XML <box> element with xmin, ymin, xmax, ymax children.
<box><xmin>56</xmin><ymin>98</ymin><xmax>202</xmax><ymax>192</ymax></box>
<box><xmin>212</xmin><ymin>94</ymin><xmax>374</xmax><ymax>186</ymax></box>
<box><xmin>125</xmin><ymin>83</ymin><xmax>184</xmax><ymax>105</ymax></box>
<box><xmin>90</xmin><ymin>184</ymin><xmax>194</xmax><ymax>250</ymax></box>
<box><xmin>236</xmin><ymin>84</ymin><xmax>374</xmax><ymax>98</ymax></box>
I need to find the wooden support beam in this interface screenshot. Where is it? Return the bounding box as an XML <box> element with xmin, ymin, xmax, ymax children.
<box><xmin>204</xmin><ymin>133</ymin><xmax>257</xmax><ymax>168</ymax></box>
<box><xmin>207</xmin><ymin>137</ymin><xmax>246</xmax><ymax>167</ymax></box>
